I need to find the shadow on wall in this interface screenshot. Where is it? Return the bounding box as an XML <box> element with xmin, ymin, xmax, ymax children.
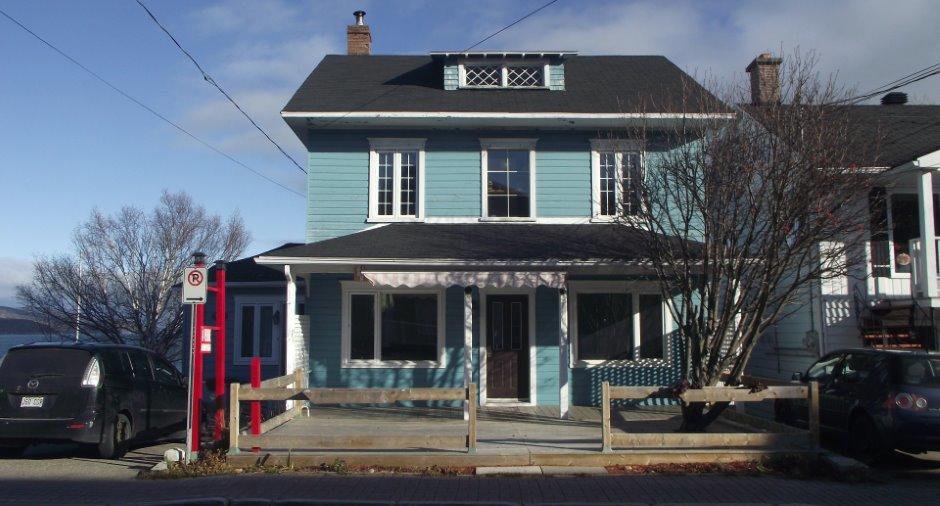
<box><xmin>571</xmin><ymin>330</ymin><xmax>685</xmax><ymax>407</ymax></box>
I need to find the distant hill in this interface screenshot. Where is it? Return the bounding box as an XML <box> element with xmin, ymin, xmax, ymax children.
<box><xmin>0</xmin><ymin>306</ymin><xmax>54</xmax><ymax>335</ymax></box>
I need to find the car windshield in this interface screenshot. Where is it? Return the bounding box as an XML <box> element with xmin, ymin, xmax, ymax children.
<box><xmin>897</xmin><ymin>357</ymin><xmax>940</xmax><ymax>386</ymax></box>
<box><xmin>0</xmin><ymin>348</ymin><xmax>92</xmax><ymax>381</ymax></box>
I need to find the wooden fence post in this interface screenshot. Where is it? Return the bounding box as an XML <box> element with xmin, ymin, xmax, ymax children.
<box><xmin>808</xmin><ymin>380</ymin><xmax>820</xmax><ymax>449</ymax></box>
<box><xmin>467</xmin><ymin>383</ymin><xmax>477</xmax><ymax>453</ymax></box>
<box><xmin>602</xmin><ymin>381</ymin><xmax>611</xmax><ymax>452</ymax></box>
<box><xmin>228</xmin><ymin>382</ymin><xmax>240</xmax><ymax>453</ymax></box>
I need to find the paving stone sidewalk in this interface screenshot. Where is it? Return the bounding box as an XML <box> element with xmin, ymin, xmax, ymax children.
<box><xmin>0</xmin><ymin>473</ymin><xmax>936</xmax><ymax>505</ymax></box>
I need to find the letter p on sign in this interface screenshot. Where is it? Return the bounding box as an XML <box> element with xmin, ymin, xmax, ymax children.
<box><xmin>182</xmin><ymin>267</ymin><xmax>208</xmax><ymax>304</ymax></box>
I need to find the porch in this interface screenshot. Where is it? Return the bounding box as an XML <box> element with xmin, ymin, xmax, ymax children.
<box><xmin>227</xmin><ymin>403</ymin><xmax>813</xmax><ymax>468</ymax></box>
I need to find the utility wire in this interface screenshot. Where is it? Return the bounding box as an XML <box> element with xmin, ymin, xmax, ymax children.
<box><xmin>839</xmin><ymin>61</ymin><xmax>940</xmax><ymax>105</ymax></box>
<box><xmin>136</xmin><ymin>0</ymin><xmax>307</xmax><ymax>175</ymax></box>
<box><xmin>0</xmin><ymin>7</ymin><xmax>304</xmax><ymax>199</ymax></box>
<box><xmin>462</xmin><ymin>0</ymin><xmax>560</xmax><ymax>52</ymax></box>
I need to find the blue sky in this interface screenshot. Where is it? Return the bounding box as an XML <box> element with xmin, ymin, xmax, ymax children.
<box><xmin>1</xmin><ymin>0</ymin><xmax>939</xmax><ymax>307</ymax></box>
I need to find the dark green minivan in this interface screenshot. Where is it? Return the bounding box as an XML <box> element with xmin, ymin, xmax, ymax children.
<box><xmin>0</xmin><ymin>342</ymin><xmax>187</xmax><ymax>459</ymax></box>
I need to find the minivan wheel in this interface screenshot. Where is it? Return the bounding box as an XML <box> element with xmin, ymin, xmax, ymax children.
<box><xmin>849</xmin><ymin>415</ymin><xmax>888</xmax><ymax>463</ymax></box>
<box><xmin>97</xmin><ymin>414</ymin><xmax>131</xmax><ymax>460</ymax></box>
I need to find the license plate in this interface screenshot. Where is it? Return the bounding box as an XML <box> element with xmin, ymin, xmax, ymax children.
<box><xmin>20</xmin><ymin>396</ymin><xmax>43</xmax><ymax>408</ymax></box>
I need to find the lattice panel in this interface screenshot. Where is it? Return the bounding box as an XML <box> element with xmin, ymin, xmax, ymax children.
<box><xmin>506</xmin><ymin>66</ymin><xmax>543</xmax><ymax>87</ymax></box>
<box><xmin>465</xmin><ymin>65</ymin><xmax>501</xmax><ymax>87</ymax></box>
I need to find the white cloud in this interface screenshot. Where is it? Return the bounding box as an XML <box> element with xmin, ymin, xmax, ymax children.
<box><xmin>0</xmin><ymin>258</ymin><xmax>34</xmax><ymax>308</ymax></box>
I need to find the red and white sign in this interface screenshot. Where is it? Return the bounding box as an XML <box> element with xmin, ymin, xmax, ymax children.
<box><xmin>182</xmin><ymin>267</ymin><xmax>207</xmax><ymax>304</ymax></box>
<box><xmin>200</xmin><ymin>328</ymin><xmax>212</xmax><ymax>353</ymax></box>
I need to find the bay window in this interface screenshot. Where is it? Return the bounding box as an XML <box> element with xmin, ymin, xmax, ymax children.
<box><xmin>481</xmin><ymin>139</ymin><xmax>537</xmax><ymax>219</ymax></box>
<box><xmin>342</xmin><ymin>284</ymin><xmax>444</xmax><ymax>367</ymax></box>
<box><xmin>368</xmin><ymin>138</ymin><xmax>425</xmax><ymax>220</ymax></box>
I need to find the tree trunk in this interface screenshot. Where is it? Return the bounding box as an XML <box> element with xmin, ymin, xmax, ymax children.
<box><xmin>678</xmin><ymin>401</ymin><xmax>731</xmax><ymax>432</ymax></box>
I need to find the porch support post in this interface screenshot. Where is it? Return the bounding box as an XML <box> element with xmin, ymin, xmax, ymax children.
<box><xmin>918</xmin><ymin>170</ymin><xmax>937</xmax><ymax>299</ymax></box>
<box><xmin>463</xmin><ymin>286</ymin><xmax>473</xmax><ymax>421</ymax></box>
<box><xmin>558</xmin><ymin>286</ymin><xmax>570</xmax><ymax>419</ymax></box>
<box><xmin>284</xmin><ymin>265</ymin><xmax>299</xmax><ymax>409</ymax></box>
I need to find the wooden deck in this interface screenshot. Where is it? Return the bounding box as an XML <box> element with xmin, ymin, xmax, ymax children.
<box><xmin>228</xmin><ymin>405</ymin><xmax>813</xmax><ymax>468</ymax></box>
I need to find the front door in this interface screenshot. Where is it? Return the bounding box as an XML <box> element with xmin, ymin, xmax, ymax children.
<box><xmin>486</xmin><ymin>295</ymin><xmax>529</xmax><ymax>400</ymax></box>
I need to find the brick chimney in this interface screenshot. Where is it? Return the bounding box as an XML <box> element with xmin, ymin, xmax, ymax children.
<box><xmin>347</xmin><ymin>10</ymin><xmax>371</xmax><ymax>55</ymax></box>
<box><xmin>746</xmin><ymin>53</ymin><xmax>782</xmax><ymax>105</ymax></box>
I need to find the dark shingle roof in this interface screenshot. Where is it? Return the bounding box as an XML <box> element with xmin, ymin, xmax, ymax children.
<box><xmin>283</xmin><ymin>55</ymin><xmax>724</xmax><ymax>114</ymax></box>
<box><xmin>209</xmin><ymin>243</ymin><xmax>302</xmax><ymax>282</ymax></box>
<box><xmin>262</xmin><ymin>224</ymin><xmax>686</xmax><ymax>263</ymax></box>
<box><xmin>844</xmin><ymin>105</ymin><xmax>940</xmax><ymax>168</ymax></box>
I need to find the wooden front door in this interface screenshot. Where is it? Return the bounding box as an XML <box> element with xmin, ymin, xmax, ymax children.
<box><xmin>486</xmin><ymin>295</ymin><xmax>529</xmax><ymax>399</ymax></box>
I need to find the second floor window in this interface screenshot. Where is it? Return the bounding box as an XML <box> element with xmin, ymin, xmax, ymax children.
<box><xmin>369</xmin><ymin>139</ymin><xmax>425</xmax><ymax>220</ymax></box>
<box><xmin>591</xmin><ymin>140</ymin><xmax>644</xmax><ymax>218</ymax></box>
<box><xmin>481</xmin><ymin>139</ymin><xmax>537</xmax><ymax>219</ymax></box>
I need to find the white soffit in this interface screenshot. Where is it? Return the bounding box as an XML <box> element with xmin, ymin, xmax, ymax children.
<box><xmin>360</xmin><ymin>271</ymin><xmax>566</xmax><ymax>289</ymax></box>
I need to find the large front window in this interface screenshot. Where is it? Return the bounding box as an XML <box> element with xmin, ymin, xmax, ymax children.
<box><xmin>344</xmin><ymin>287</ymin><xmax>443</xmax><ymax>366</ymax></box>
<box><xmin>572</xmin><ymin>284</ymin><xmax>665</xmax><ymax>363</ymax></box>
<box><xmin>481</xmin><ymin>139</ymin><xmax>536</xmax><ymax>219</ymax></box>
<box><xmin>368</xmin><ymin>139</ymin><xmax>425</xmax><ymax>220</ymax></box>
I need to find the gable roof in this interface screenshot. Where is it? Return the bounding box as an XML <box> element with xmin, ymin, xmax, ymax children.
<box><xmin>282</xmin><ymin>55</ymin><xmax>725</xmax><ymax>115</ymax></box>
<box><xmin>208</xmin><ymin>243</ymin><xmax>302</xmax><ymax>283</ymax></box>
<box><xmin>256</xmin><ymin>224</ymin><xmax>695</xmax><ymax>265</ymax></box>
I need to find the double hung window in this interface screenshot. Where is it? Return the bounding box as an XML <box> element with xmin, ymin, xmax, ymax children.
<box><xmin>591</xmin><ymin>140</ymin><xmax>644</xmax><ymax>218</ymax></box>
<box><xmin>368</xmin><ymin>139</ymin><xmax>425</xmax><ymax>220</ymax></box>
<box><xmin>481</xmin><ymin>139</ymin><xmax>537</xmax><ymax>219</ymax></box>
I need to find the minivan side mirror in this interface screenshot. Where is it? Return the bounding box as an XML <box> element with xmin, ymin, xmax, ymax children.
<box><xmin>791</xmin><ymin>372</ymin><xmax>804</xmax><ymax>382</ymax></box>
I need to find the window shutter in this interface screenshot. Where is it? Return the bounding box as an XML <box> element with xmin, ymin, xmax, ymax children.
<box><xmin>868</xmin><ymin>187</ymin><xmax>890</xmax><ymax>277</ymax></box>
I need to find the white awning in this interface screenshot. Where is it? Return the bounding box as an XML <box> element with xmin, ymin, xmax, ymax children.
<box><xmin>360</xmin><ymin>271</ymin><xmax>566</xmax><ymax>289</ymax></box>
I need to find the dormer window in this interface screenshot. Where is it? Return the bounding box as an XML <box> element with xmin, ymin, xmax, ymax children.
<box><xmin>461</xmin><ymin>62</ymin><xmax>546</xmax><ymax>89</ymax></box>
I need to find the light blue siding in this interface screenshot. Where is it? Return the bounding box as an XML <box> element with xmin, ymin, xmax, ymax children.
<box><xmin>548</xmin><ymin>62</ymin><xmax>565</xmax><ymax>90</ymax></box>
<box><xmin>443</xmin><ymin>64</ymin><xmax>459</xmax><ymax>90</ymax></box>
<box><xmin>535</xmin><ymin>287</ymin><xmax>560</xmax><ymax>405</ymax></box>
<box><xmin>306</xmin><ymin>135</ymin><xmax>370</xmax><ymax>242</ymax></box>
<box><xmin>425</xmin><ymin>135</ymin><xmax>482</xmax><ymax>217</ymax></box>
<box><xmin>536</xmin><ymin>136</ymin><xmax>591</xmax><ymax>217</ymax></box>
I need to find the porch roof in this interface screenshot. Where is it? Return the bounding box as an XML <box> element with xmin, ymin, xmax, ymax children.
<box><xmin>256</xmin><ymin>224</ymin><xmax>683</xmax><ymax>266</ymax></box>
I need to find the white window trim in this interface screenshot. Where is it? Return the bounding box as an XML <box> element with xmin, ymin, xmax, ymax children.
<box><xmin>340</xmin><ymin>281</ymin><xmax>446</xmax><ymax>368</ymax></box>
<box><xmin>479</xmin><ymin>288</ymin><xmax>537</xmax><ymax>406</ymax></box>
<box><xmin>480</xmin><ymin>138</ymin><xmax>538</xmax><ymax>221</ymax></box>
<box><xmin>232</xmin><ymin>295</ymin><xmax>284</xmax><ymax>366</ymax></box>
<box><xmin>459</xmin><ymin>60</ymin><xmax>549</xmax><ymax>89</ymax></box>
<box><xmin>368</xmin><ymin>138</ymin><xmax>427</xmax><ymax>222</ymax></box>
<box><xmin>590</xmin><ymin>139</ymin><xmax>646</xmax><ymax>221</ymax></box>
<box><xmin>567</xmin><ymin>280</ymin><xmax>671</xmax><ymax>368</ymax></box>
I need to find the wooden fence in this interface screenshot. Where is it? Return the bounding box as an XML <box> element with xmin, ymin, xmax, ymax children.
<box><xmin>600</xmin><ymin>380</ymin><xmax>819</xmax><ymax>452</ymax></box>
<box><xmin>229</xmin><ymin>371</ymin><xmax>477</xmax><ymax>453</ymax></box>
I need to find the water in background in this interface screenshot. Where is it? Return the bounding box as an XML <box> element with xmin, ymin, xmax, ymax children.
<box><xmin>0</xmin><ymin>334</ymin><xmax>68</xmax><ymax>358</ymax></box>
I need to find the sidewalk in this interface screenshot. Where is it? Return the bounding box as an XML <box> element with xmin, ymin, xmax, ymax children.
<box><xmin>0</xmin><ymin>473</ymin><xmax>937</xmax><ymax>505</ymax></box>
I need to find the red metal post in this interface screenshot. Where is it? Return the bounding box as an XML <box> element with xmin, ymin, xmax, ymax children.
<box><xmin>190</xmin><ymin>257</ymin><xmax>206</xmax><ymax>454</ymax></box>
<box><xmin>250</xmin><ymin>357</ymin><xmax>261</xmax><ymax>452</ymax></box>
<box><xmin>213</xmin><ymin>261</ymin><xmax>227</xmax><ymax>442</ymax></box>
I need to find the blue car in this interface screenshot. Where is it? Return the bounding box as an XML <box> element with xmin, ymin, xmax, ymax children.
<box><xmin>775</xmin><ymin>348</ymin><xmax>940</xmax><ymax>459</ymax></box>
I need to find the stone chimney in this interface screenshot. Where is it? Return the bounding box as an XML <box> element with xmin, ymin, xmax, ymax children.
<box><xmin>347</xmin><ymin>10</ymin><xmax>371</xmax><ymax>55</ymax></box>
<box><xmin>746</xmin><ymin>53</ymin><xmax>782</xmax><ymax>105</ymax></box>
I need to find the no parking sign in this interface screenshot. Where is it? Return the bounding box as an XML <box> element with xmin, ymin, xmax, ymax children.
<box><xmin>182</xmin><ymin>267</ymin><xmax>207</xmax><ymax>304</ymax></box>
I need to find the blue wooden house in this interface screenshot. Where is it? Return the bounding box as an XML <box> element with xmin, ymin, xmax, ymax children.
<box><xmin>255</xmin><ymin>13</ymin><xmax>727</xmax><ymax>417</ymax></box>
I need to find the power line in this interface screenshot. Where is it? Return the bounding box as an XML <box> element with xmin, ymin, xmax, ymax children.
<box><xmin>841</xmin><ymin>61</ymin><xmax>940</xmax><ymax>105</ymax></box>
<box><xmin>0</xmin><ymin>7</ymin><xmax>304</xmax><ymax>199</ymax></box>
<box><xmin>462</xmin><ymin>0</ymin><xmax>560</xmax><ymax>52</ymax></box>
<box><xmin>136</xmin><ymin>0</ymin><xmax>307</xmax><ymax>175</ymax></box>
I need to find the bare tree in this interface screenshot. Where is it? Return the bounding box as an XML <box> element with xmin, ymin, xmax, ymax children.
<box><xmin>624</xmin><ymin>53</ymin><xmax>880</xmax><ymax>430</ymax></box>
<box><xmin>17</xmin><ymin>191</ymin><xmax>250</xmax><ymax>359</ymax></box>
